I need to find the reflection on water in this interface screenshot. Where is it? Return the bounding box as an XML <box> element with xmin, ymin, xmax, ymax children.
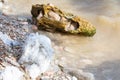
<box><xmin>5</xmin><ymin>0</ymin><xmax>120</xmax><ymax>80</ymax></box>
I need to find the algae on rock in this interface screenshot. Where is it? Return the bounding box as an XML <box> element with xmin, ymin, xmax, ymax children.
<box><xmin>31</xmin><ymin>4</ymin><xmax>96</xmax><ymax>36</ymax></box>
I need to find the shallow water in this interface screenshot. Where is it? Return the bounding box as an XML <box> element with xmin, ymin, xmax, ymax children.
<box><xmin>5</xmin><ymin>0</ymin><xmax>120</xmax><ymax>80</ymax></box>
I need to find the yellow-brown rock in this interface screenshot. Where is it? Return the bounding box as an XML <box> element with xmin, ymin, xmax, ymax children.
<box><xmin>31</xmin><ymin>4</ymin><xmax>96</xmax><ymax>36</ymax></box>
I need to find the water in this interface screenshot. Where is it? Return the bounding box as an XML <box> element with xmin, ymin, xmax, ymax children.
<box><xmin>5</xmin><ymin>0</ymin><xmax>120</xmax><ymax>80</ymax></box>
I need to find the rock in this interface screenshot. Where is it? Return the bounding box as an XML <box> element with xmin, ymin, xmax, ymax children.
<box><xmin>18</xmin><ymin>33</ymin><xmax>54</xmax><ymax>79</ymax></box>
<box><xmin>0</xmin><ymin>66</ymin><xmax>24</xmax><ymax>80</ymax></box>
<box><xmin>72</xmin><ymin>76</ymin><xmax>78</xmax><ymax>80</ymax></box>
<box><xmin>31</xmin><ymin>25</ymin><xmax>38</xmax><ymax>31</ymax></box>
<box><xmin>63</xmin><ymin>68</ymin><xmax>95</xmax><ymax>80</ymax></box>
<box><xmin>31</xmin><ymin>4</ymin><xmax>96</xmax><ymax>36</ymax></box>
<box><xmin>0</xmin><ymin>32</ymin><xmax>20</xmax><ymax>46</ymax></box>
<box><xmin>4</xmin><ymin>56</ymin><xmax>20</xmax><ymax>67</ymax></box>
<box><xmin>25</xmin><ymin>64</ymin><xmax>41</xmax><ymax>80</ymax></box>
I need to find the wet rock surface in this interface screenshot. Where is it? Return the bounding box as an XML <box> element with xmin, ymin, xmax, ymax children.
<box><xmin>31</xmin><ymin>4</ymin><xmax>96</xmax><ymax>36</ymax></box>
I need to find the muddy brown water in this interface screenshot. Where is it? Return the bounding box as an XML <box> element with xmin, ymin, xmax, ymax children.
<box><xmin>4</xmin><ymin>0</ymin><xmax>120</xmax><ymax>80</ymax></box>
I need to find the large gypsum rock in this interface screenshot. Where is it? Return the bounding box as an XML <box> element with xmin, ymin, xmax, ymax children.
<box><xmin>31</xmin><ymin>4</ymin><xmax>96</xmax><ymax>36</ymax></box>
<box><xmin>18</xmin><ymin>33</ymin><xmax>54</xmax><ymax>80</ymax></box>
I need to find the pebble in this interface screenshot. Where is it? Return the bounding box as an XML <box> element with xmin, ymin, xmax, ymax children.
<box><xmin>20</xmin><ymin>22</ymin><xmax>28</xmax><ymax>25</ymax></box>
<box><xmin>63</xmin><ymin>47</ymin><xmax>75</xmax><ymax>53</ymax></box>
<box><xmin>31</xmin><ymin>25</ymin><xmax>38</xmax><ymax>31</ymax></box>
<box><xmin>72</xmin><ymin>76</ymin><xmax>78</xmax><ymax>80</ymax></box>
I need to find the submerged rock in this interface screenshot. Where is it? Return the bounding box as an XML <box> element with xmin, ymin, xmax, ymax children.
<box><xmin>31</xmin><ymin>4</ymin><xmax>96</xmax><ymax>36</ymax></box>
<box><xmin>63</xmin><ymin>68</ymin><xmax>95</xmax><ymax>80</ymax></box>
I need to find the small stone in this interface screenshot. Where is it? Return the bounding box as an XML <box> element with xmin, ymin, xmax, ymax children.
<box><xmin>63</xmin><ymin>47</ymin><xmax>75</xmax><ymax>53</ymax></box>
<box><xmin>72</xmin><ymin>76</ymin><xmax>78</xmax><ymax>80</ymax></box>
<box><xmin>20</xmin><ymin>22</ymin><xmax>28</xmax><ymax>25</ymax></box>
<box><xmin>0</xmin><ymin>24</ymin><xmax>2</xmax><ymax>27</ymax></box>
<box><xmin>32</xmin><ymin>25</ymin><xmax>38</xmax><ymax>31</ymax></box>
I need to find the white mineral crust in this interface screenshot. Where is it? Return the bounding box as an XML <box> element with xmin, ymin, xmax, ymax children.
<box><xmin>0</xmin><ymin>66</ymin><xmax>24</xmax><ymax>80</ymax></box>
<box><xmin>18</xmin><ymin>33</ymin><xmax>54</xmax><ymax>80</ymax></box>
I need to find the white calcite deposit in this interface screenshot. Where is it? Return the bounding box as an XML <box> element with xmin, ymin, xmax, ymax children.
<box><xmin>18</xmin><ymin>33</ymin><xmax>54</xmax><ymax>80</ymax></box>
<box><xmin>0</xmin><ymin>66</ymin><xmax>24</xmax><ymax>80</ymax></box>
